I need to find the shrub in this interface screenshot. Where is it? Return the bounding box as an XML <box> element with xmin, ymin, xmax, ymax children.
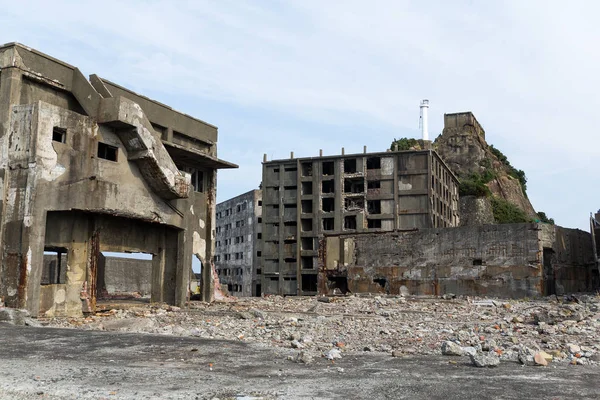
<box><xmin>390</xmin><ymin>138</ymin><xmax>419</xmax><ymax>151</ymax></box>
<box><xmin>491</xmin><ymin>196</ymin><xmax>529</xmax><ymax>224</ymax></box>
<box><xmin>537</xmin><ymin>212</ymin><xmax>555</xmax><ymax>225</ymax></box>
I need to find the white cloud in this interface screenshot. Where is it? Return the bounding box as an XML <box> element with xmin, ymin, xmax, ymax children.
<box><xmin>0</xmin><ymin>0</ymin><xmax>597</xmax><ymax>228</ymax></box>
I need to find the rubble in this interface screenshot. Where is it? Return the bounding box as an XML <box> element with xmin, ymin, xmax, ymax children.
<box><xmin>38</xmin><ymin>294</ymin><xmax>600</xmax><ymax>367</ymax></box>
<box><xmin>0</xmin><ymin>308</ymin><xmax>29</xmax><ymax>326</ymax></box>
<box><xmin>470</xmin><ymin>352</ymin><xmax>500</xmax><ymax>367</ymax></box>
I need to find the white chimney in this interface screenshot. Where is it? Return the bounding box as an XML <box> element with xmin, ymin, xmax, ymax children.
<box><xmin>419</xmin><ymin>99</ymin><xmax>429</xmax><ymax>141</ymax></box>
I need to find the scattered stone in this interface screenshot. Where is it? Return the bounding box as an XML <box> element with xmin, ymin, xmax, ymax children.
<box><xmin>462</xmin><ymin>347</ymin><xmax>477</xmax><ymax>357</ymax></box>
<box><xmin>399</xmin><ymin>286</ymin><xmax>410</xmax><ymax>297</ymax></box>
<box><xmin>481</xmin><ymin>339</ymin><xmax>497</xmax><ymax>352</ymax></box>
<box><xmin>295</xmin><ymin>351</ymin><xmax>313</xmax><ymax>364</ymax></box>
<box><xmin>567</xmin><ymin>343</ymin><xmax>581</xmax><ymax>354</ymax></box>
<box><xmin>391</xmin><ymin>350</ymin><xmax>402</xmax><ymax>357</ymax></box>
<box><xmin>518</xmin><ymin>347</ymin><xmax>537</xmax><ymax>366</ymax></box>
<box><xmin>441</xmin><ymin>341</ymin><xmax>464</xmax><ymax>356</ymax></box>
<box><xmin>291</xmin><ymin>340</ymin><xmax>303</xmax><ymax>349</ymax></box>
<box><xmin>24</xmin><ymin>317</ymin><xmax>43</xmax><ymax>327</ymax></box>
<box><xmin>534</xmin><ymin>352</ymin><xmax>550</xmax><ymax>366</ymax></box>
<box><xmin>317</xmin><ymin>297</ymin><xmax>331</xmax><ymax>303</ymax></box>
<box><xmin>325</xmin><ymin>348</ymin><xmax>342</xmax><ymax>360</ymax></box>
<box><xmin>442</xmin><ymin>293</ymin><xmax>456</xmax><ymax>300</ymax></box>
<box><xmin>0</xmin><ymin>308</ymin><xmax>28</xmax><ymax>326</ymax></box>
<box><xmin>470</xmin><ymin>352</ymin><xmax>500</xmax><ymax>367</ymax></box>
<box><xmin>250</xmin><ymin>308</ymin><xmax>266</xmax><ymax>319</ymax></box>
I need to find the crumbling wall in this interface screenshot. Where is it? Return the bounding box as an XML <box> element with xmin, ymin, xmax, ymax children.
<box><xmin>322</xmin><ymin>223</ymin><xmax>597</xmax><ymax>298</ymax></box>
<box><xmin>459</xmin><ymin>196</ymin><xmax>494</xmax><ymax>226</ymax></box>
<box><xmin>98</xmin><ymin>256</ymin><xmax>153</xmax><ymax>297</ymax></box>
<box><xmin>322</xmin><ymin>224</ymin><xmax>544</xmax><ymax>298</ymax></box>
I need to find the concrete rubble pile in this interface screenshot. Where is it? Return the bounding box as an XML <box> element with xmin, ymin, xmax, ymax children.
<box><xmin>38</xmin><ymin>294</ymin><xmax>600</xmax><ymax>367</ymax></box>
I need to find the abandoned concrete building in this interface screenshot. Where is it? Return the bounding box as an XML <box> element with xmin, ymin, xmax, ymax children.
<box><xmin>322</xmin><ymin>223</ymin><xmax>598</xmax><ymax>297</ymax></box>
<box><xmin>214</xmin><ymin>189</ymin><xmax>262</xmax><ymax>297</ymax></box>
<box><xmin>0</xmin><ymin>43</ymin><xmax>236</xmax><ymax>317</ymax></box>
<box><xmin>260</xmin><ymin>149</ymin><xmax>460</xmax><ymax>296</ymax></box>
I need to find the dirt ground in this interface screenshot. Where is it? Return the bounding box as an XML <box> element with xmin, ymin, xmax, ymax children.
<box><xmin>1</xmin><ymin>294</ymin><xmax>599</xmax><ymax>399</ymax></box>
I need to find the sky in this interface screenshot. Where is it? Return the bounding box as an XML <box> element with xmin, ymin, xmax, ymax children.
<box><xmin>0</xmin><ymin>0</ymin><xmax>597</xmax><ymax>231</ymax></box>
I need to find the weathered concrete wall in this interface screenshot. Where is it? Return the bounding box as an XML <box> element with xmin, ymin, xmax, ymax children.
<box><xmin>97</xmin><ymin>255</ymin><xmax>152</xmax><ymax>297</ymax></box>
<box><xmin>0</xmin><ymin>43</ymin><xmax>235</xmax><ymax>316</ymax></box>
<box><xmin>459</xmin><ymin>196</ymin><xmax>494</xmax><ymax>226</ymax></box>
<box><xmin>320</xmin><ymin>223</ymin><xmax>597</xmax><ymax>298</ymax></box>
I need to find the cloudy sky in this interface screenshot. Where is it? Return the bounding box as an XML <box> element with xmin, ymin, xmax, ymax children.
<box><xmin>0</xmin><ymin>0</ymin><xmax>597</xmax><ymax>230</ymax></box>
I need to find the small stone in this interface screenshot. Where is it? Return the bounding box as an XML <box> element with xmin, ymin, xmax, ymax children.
<box><xmin>391</xmin><ymin>350</ymin><xmax>402</xmax><ymax>357</ymax></box>
<box><xmin>518</xmin><ymin>347</ymin><xmax>537</xmax><ymax>366</ymax></box>
<box><xmin>462</xmin><ymin>346</ymin><xmax>477</xmax><ymax>357</ymax></box>
<box><xmin>534</xmin><ymin>352</ymin><xmax>549</xmax><ymax>366</ymax></box>
<box><xmin>589</xmin><ymin>353</ymin><xmax>600</xmax><ymax>362</ymax></box>
<box><xmin>325</xmin><ymin>348</ymin><xmax>342</xmax><ymax>360</ymax></box>
<box><xmin>317</xmin><ymin>297</ymin><xmax>331</xmax><ymax>303</ymax></box>
<box><xmin>481</xmin><ymin>339</ymin><xmax>497</xmax><ymax>352</ymax></box>
<box><xmin>363</xmin><ymin>346</ymin><xmax>373</xmax><ymax>352</ymax></box>
<box><xmin>0</xmin><ymin>308</ymin><xmax>28</xmax><ymax>326</ymax></box>
<box><xmin>296</xmin><ymin>351</ymin><xmax>313</xmax><ymax>364</ymax></box>
<box><xmin>250</xmin><ymin>308</ymin><xmax>266</xmax><ymax>319</ymax></box>
<box><xmin>567</xmin><ymin>343</ymin><xmax>581</xmax><ymax>354</ymax></box>
<box><xmin>291</xmin><ymin>340</ymin><xmax>304</xmax><ymax>349</ymax></box>
<box><xmin>470</xmin><ymin>352</ymin><xmax>500</xmax><ymax>368</ymax></box>
<box><xmin>512</xmin><ymin>316</ymin><xmax>525</xmax><ymax>323</ymax></box>
<box><xmin>441</xmin><ymin>341</ymin><xmax>464</xmax><ymax>356</ymax></box>
<box><xmin>399</xmin><ymin>286</ymin><xmax>410</xmax><ymax>297</ymax></box>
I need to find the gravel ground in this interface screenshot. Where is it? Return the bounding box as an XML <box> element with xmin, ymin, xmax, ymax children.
<box><xmin>40</xmin><ymin>293</ymin><xmax>600</xmax><ymax>366</ymax></box>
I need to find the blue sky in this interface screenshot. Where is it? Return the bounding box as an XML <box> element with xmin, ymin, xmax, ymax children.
<box><xmin>0</xmin><ymin>0</ymin><xmax>597</xmax><ymax>231</ymax></box>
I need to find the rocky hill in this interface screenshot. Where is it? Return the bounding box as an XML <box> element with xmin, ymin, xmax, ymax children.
<box><xmin>392</xmin><ymin>112</ymin><xmax>547</xmax><ymax>225</ymax></box>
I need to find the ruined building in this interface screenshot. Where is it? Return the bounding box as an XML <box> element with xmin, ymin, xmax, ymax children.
<box><xmin>0</xmin><ymin>43</ymin><xmax>236</xmax><ymax>317</ymax></box>
<box><xmin>260</xmin><ymin>149</ymin><xmax>460</xmax><ymax>296</ymax></box>
<box><xmin>215</xmin><ymin>189</ymin><xmax>262</xmax><ymax>297</ymax></box>
<box><xmin>322</xmin><ymin>223</ymin><xmax>597</xmax><ymax>297</ymax></box>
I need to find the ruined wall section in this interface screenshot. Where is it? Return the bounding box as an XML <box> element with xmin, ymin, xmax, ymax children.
<box><xmin>323</xmin><ymin>224</ymin><xmax>544</xmax><ymax>298</ymax></box>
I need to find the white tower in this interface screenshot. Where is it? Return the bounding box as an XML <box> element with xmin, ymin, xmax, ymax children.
<box><xmin>419</xmin><ymin>99</ymin><xmax>429</xmax><ymax>141</ymax></box>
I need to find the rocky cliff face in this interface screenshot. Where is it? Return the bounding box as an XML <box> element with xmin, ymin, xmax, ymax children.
<box><xmin>433</xmin><ymin>112</ymin><xmax>537</xmax><ymax>223</ymax></box>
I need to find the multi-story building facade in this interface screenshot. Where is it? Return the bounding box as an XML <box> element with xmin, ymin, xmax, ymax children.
<box><xmin>215</xmin><ymin>189</ymin><xmax>262</xmax><ymax>296</ymax></box>
<box><xmin>0</xmin><ymin>43</ymin><xmax>236</xmax><ymax>317</ymax></box>
<box><xmin>260</xmin><ymin>149</ymin><xmax>459</xmax><ymax>296</ymax></box>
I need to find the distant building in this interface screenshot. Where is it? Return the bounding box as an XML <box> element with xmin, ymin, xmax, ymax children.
<box><xmin>259</xmin><ymin>149</ymin><xmax>460</xmax><ymax>296</ymax></box>
<box><xmin>215</xmin><ymin>190</ymin><xmax>262</xmax><ymax>296</ymax></box>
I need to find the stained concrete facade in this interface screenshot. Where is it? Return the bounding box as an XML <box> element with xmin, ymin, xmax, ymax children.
<box><xmin>0</xmin><ymin>43</ymin><xmax>236</xmax><ymax>316</ymax></box>
<box><xmin>215</xmin><ymin>190</ymin><xmax>262</xmax><ymax>297</ymax></box>
<box><xmin>321</xmin><ymin>223</ymin><xmax>597</xmax><ymax>298</ymax></box>
<box><xmin>260</xmin><ymin>149</ymin><xmax>459</xmax><ymax>296</ymax></box>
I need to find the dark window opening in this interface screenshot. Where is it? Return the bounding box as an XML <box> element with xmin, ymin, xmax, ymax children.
<box><xmin>373</xmin><ymin>277</ymin><xmax>388</xmax><ymax>293</ymax></box>
<box><xmin>257</xmin><ymin>268</ymin><xmax>262</xmax><ymax>275</ymax></box>
<box><xmin>344</xmin><ymin>159</ymin><xmax>357</xmax><ymax>174</ymax></box>
<box><xmin>284</xmin><ymin>221</ymin><xmax>297</xmax><ymax>226</ymax></box>
<box><xmin>301</xmin><ymin>256</ymin><xmax>314</xmax><ymax>269</ymax></box>
<box><xmin>345</xmin><ymin>197</ymin><xmax>365</xmax><ymax>211</ymax></box>
<box><xmin>322</xmin><ymin>161</ymin><xmax>334</xmax><ymax>175</ymax></box>
<box><xmin>257</xmin><ymin>233</ymin><xmax>262</xmax><ymax>239</ymax></box>
<box><xmin>273</xmin><ymin>168</ymin><xmax>280</xmax><ymax>173</ymax></box>
<box><xmin>368</xmin><ymin>219</ymin><xmax>382</xmax><ymax>229</ymax></box>
<box><xmin>258</xmin><ymin>217</ymin><xmax>262</xmax><ymax>223</ymax></box>
<box><xmin>327</xmin><ymin>276</ymin><xmax>350</xmax><ymax>294</ymax></box>
<box><xmin>302</xmin><ymin>182</ymin><xmax>313</xmax><ymax>195</ymax></box>
<box><xmin>367</xmin><ymin>200</ymin><xmax>381</xmax><ymax>214</ymax></box>
<box><xmin>284</xmin><ymin>257</ymin><xmax>297</xmax><ymax>264</ymax></box>
<box><xmin>284</xmin><ymin>166</ymin><xmax>297</xmax><ymax>172</ymax></box>
<box><xmin>344</xmin><ymin>178</ymin><xmax>364</xmax><ymax>193</ymax></box>
<box><xmin>301</xmin><ymin>237</ymin><xmax>314</xmax><ymax>250</ymax></box>
<box><xmin>301</xmin><ymin>219</ymin><xmax>312</xmax><ymax>232</ymax></box>
<box><xmin>473</xmin><ymin>259</ymin><xmax>483</xmax><ymax>266</ymax></box>
<box><xmin>97</xmin><ymin>142</ymin><xmax>118</xmax><ymax>162</ymax></box>
<box><xmin>367</xmin><ymin>181</ymin><xmax>381</xmax><ymax>189</ymax></box>
<box><xmin>257</xmin><ymin>251</ymin><xmax>262</xmax><ymax>257</ymax></box>
<box><xmin>302</xmin><ymin>274</ymin><xmax>318</xmax><ymax>292</ymax></box>
<box><xmin>258</xmin><ymin>200</ymin><xmax>263</xmax><ymax>206</ymax></box>
<box><xmin>52</xmin><ymin>127</ymin><xmax>66</xmax><ymax>143</ymax></box>
<box><xmin>366</xmin><ymin>157</ymin><xmax>381</xmax><ymax>169</ymax></box>
<box><xmin>269</xmin><ymin>277</ymin><xmax>279</xmax><ymax>281</ymax></box>
<box><xmin>323</xmin><ymin>218</ymin><xmax>334</xmax><ymax>231</ymax></box>
<box><xmin>344</xmin><ymin>215</ymin><xmax>357</xmax><ymax>230</ymax></box>
<box><xmin>42</xmin><ymin>247</ymin><xmax>68</xmax><ymax>285</ymax></box>
<box><xmin>301</xmin><ymin>162</ymin><xmax>313</xmax><ymax>177</ymax></box>
<box><xmin>301</xmin><ymin>200</ymin><xmax>313</xmax><ymax>214</ymax></box>
<box><xmin>284</xmin><ymin>203</ymin><xmax>297</xmax><ymax>209</ymax></box>
<box><xmin>322</xmin><ymin>180</ymin><xmax>334</xmax><ymax>193</ymax></box>
<box><xmin>322</xmin><ymin>198</ymin><xmax>335</xmax><ymax>212</ymax></box>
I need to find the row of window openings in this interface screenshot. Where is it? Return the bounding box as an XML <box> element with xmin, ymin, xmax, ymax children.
<box><xmin>264</xmin><ymin>256</ymin><xmax>315</xmax><ymax>269</ymax></box>
<box><xmin>216</xmin><ymin>219</ymin><xmax>245</xmax><ymax>233</ymax></box>
<box><xmin>216</xmin><ymin>235</ymin><xmax>246</xmax><ymax>247</ymax></box>
<box><xmin>217</xmin><ymin>267</ymin><xmax>243</xmax><ymax>276</ymax></box>
<box><xmin>218</xmin><ymin>252</ymin><xmax>245</xmax><ymax>261</ymax></box>
<box><xmin>216</xmin><ymin>201</ymin><xmax>260</xmax><ymax>219</ymax></box>
<box><xmin>299</xmin><ymin>179</ymin><xmax>380</xmax><ymax>196</ymax></box>
<box><xmin>298</xmin><ymin>157</ymin><xmax>383</xmax><ymax>177</ymax></box>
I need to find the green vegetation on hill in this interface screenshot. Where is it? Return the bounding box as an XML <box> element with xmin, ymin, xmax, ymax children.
<box><xmin>489</xmin><ymin>145</ymin><xmax>528</xmax><ymax>197</ymax></box>
<box><xmin>490</xmin><ymin>196</ymin><xmax>530</xmax><ymax>224</ymax></box>
<box><xmin>390</xmin><ymin>138</ymin><xmax>419</xmax><ymax>151</ymax></box>
<box><xmin>536</xmin><ymin>211</ymin><xmax>555</xmax><ymax>225</ymax></box>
